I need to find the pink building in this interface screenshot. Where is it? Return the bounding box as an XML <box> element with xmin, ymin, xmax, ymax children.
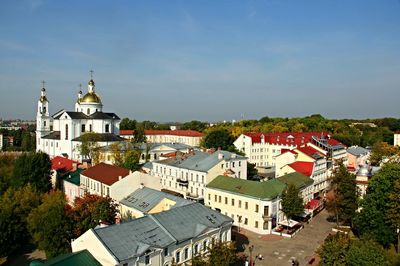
<box><xmin>63</xmin><ymin>169</ymin><xmax>83</xmax><ymax>205</ymax></box>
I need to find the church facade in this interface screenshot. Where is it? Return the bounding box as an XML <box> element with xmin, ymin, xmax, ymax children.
<box><xmin>36</xmin><ymin>77</ymin><xmax>122</xmax><ymax>161</ymax></box>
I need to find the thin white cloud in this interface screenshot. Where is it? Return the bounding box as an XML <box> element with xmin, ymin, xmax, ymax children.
<box><xmin>27</xmin><ymin>0</ymin><xmax>46</xmax><ymax>11</ymax></box>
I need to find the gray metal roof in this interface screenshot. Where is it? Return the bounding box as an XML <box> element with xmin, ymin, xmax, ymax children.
<box><xmin>152</xmin><ymin>203</ymin><xmax>233</xmax><ymax>243</ymax></box>
<box><xmin>92</xmin><ymin>203</ymin><xmax>232</xmax><ymax>262</ymax></box>
<box><xmin>42</xmin><ymin>131</ymin><xmax>61</xmax><ymax>140</ymax></box>
<box><xmin>347</xmin><ymin>146</ymin><xmax>370</xmax><ymax>157</ymax></box>
<box><xmin>156</xmin><ymin>150</ymin><xmax>245</xmax><ymax>172</ymax></box>
<box><xmin>119</xmin><ymin>187</ymin><xmax>192</xmax><ymax>213</ymax></box>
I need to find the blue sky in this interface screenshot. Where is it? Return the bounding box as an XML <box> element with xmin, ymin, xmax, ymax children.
<box><xmin>0</xmin><ymin>0</ymin><xmax>399</xmax><ymax>121</ymax></box>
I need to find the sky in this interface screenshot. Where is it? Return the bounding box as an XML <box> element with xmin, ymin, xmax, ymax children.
<box><xmin>0</xmin><ymin>0</ymin><xmax>399</xmax><ymax>122</ymax></box>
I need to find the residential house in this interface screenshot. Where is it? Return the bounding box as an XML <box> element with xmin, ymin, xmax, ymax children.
<box><xmin>149</xmin><ymin>150</ymin><xmax>247</xmax><ymax>200</ymax></box>
<box><xmin>347</xmin><ymin>146</ymin><xmax>370</xmax><ymax>172</ymax></box>
<box><xmin>80</xmin><ymin>163</ymin><xmax>130</xmax><ymax>197</ymax></box>
<box><xmin>72</xmin><ymin>203</ymin><xmax>233</xmax><ymax>266</ymax></box>
<box><xmin>63</xmin><ymin>169</ymin><xmax>84</xmax><ymax>205</ymax></box>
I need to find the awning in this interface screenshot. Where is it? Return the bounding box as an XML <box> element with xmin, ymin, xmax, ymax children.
<box><xmin>305</xmin><ymin>199</ymin><xmax>321</xmax><ymax>210</ymax></box>
<box><xmin>278</xmin><ymin>219</ymin><xmax>299</xmax><ymax>227</ymax></box>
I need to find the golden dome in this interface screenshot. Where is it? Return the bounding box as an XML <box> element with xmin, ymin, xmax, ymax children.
<box><xmin>40</xmin><ymin>96</ymin><xmax>48</xmax><ymax>102</ymax></box>
<box><xmin>80</xmin><ymin>92</ymin><xmax>102</xmax><ymax>104</ymax></box>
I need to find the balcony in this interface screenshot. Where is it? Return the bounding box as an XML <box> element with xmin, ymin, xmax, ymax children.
<box><xmin>177</xmin><ymin>178</ymin><xmax>189</xmax><ymax>187</ymax></box>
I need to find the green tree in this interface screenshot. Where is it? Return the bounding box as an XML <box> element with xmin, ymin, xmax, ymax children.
<box><xmin>123</xmin><ymin>150</ymin><xmax>141</xmax><ymax>171</ymax></box>
<box><xmin>386</xmin><ymin>180</ymin><xmax>400</xmax><ymax>253</ymax></box>
<box><xmin>21</xmin><ymin>131</ymin><xmax>35</xmax><ymax>151</ymax></box>
<box><xmin>0</xmin><ymin>154</ymin><xmax>15</xmax><ymax>194</ymax></box>
<box><xmin>119</xmin><ymin>118</ymin><xmax>137</xmax><ymax>130</ymax></box>
<box><xmin>12</xmin><ymin>152</ymin><xmax>52</xmax><ymax>193</ymax></box>
<box><xmin>203</xmin><ymin>129</ymin><xmax>234</xmax><ymax>150</ymax></box>
<box><xmin>346</xmin><ymin>239</ymin><xmax>389</xmax><ymax>266</ymax></box>
<box><xmin>355</xmin><ymin>163</ymin><xmax>400</xmax><ymax>247</ymax></box>
<box><xmin>191</xmin><ymin>240</ymin><xmax>237</xmax><ymax>266</ymax></box>
<box><xmin>180</xmin><ymin>120</ymin><xmax>208</xmax><ymax>132</ymax></box>
<box><xmin>72</xmin><ymin>193</ymin><xmax>119</xmax><ymax>237</ymax></box>
<box><xmin>326</xmin><ymin>162</ymin><xmax>358</xmax><ymax>226</ymax></box>
<box><xmin>77</xmin><ymin>132</ymin><xmax>102</xmax><ymax>163</ymax></box>
<box><xmin>109</xmin><ymin>142</ymin><xmax>124</xmax><ymax>166</ymax></box>
<box><xmin>132</xmin><ymin>126</ymin><xmax>147</xmax><ymax>144</ymax></box>
<box><xmin>281</xmin><ymin>183</ymin><xmax>304</xmax><ymax>222</ymax></box>
<box><xmin>317</xmin><ymin>233</ymin><xmax>351</xmax><ymax>266</ymax></box>
<box><xmin>0</xmin><ymin>185</ymin><xmax>41</xmax><ymax>257</ymax></box>
<box><xmin>370</xmin><ymin>141</ymin><xmax>398</xmax><ymax>166</ymax></box>
<box><xmin>27</xmin><ymin>191</ymin><xmax>73</xmax><ymax>258</ymax></box>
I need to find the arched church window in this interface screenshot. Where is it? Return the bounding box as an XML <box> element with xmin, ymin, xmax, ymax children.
<box><xmin>43</xmin><ymin>107</ymin><xmax>46</xmax><ymax>113</ymax></box>
<box><xmin>44</xmin><ymin>121</ymin><xmax>46</xmax><ymax>127</ymax></box>
<box><xmin>87</xmin><ymin>108</ymin><xmax>90</xmax><ymax>115</ymax></box>
<box><xmin>65</xmin><ymin>124</ymin><xmax>69</xmax><ymax>140</ymax></box>
<box><xmin>105</xmin><ymin>124</ymin><xmax>109</xmax><ymax>133</ymax></box>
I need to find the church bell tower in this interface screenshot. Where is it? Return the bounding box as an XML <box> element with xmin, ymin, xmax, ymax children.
<box><xmin>36</xmin><ymin>81</ymin><xmax>51</xmax><ymax>150</ymax></box>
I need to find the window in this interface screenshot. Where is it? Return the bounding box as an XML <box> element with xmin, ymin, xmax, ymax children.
<box><xmin>65</xmin><ymin>124</ymin><xmax>68</xmax><ymax>140</ymax></box>
<box><xmin>244</xmin><ymin>218</ymin><xmax>248</xmax><ymax>225</ymax></box>
<box><xmin>231</xmin><ymin>198</ymin><xmax>235</xmax><ymax>206</ymax></box>
<box><xmin>221</xmin><ymin>164</ymin><xmax>224</xmax><ymax>169</ymax></box>
<box><xmin>255</xmin><ymin>204</ymin><xmax>259</xmax><ymax>213</ymax></box>
<box><xmin>44</xmin><ymin>121</ymin><xmax>46</xmax><ymax>127</ymax></box>
<box><xmin>218</xmin><ymin>196</ymin><xmax>221</xmax><ymax>203</ymax></box>
<box><xmin>255</xmin><ymin>221</ymin><xmax>259</xmax><ymax>228</ymax></box>
<box><xmin>89</xmin><ymin>124</ymin><xmax>92</xmax><ymax>132</ymax></box>
<box><xmin>203</xmin><ymin>240</ymin><xmax>207</xmax><ymax>251</ymax></box>
<box><xmin>232</xmin><ymin>162</ymin><xmax>235</xmax><ymax>167</ymax></box>
<box><xmin>238</xmin><ymin>200</ymin><xmax>242</xmax><ymax>208</ymax></box>
<box><xmin>87</xmin><ymin>108</ymin><xmax>90</xmax><ymax>115</ymax></box>
<box><xmin>175</xmin><ymin>251</ymin><xmax>180</xmax><ymax>263</ymax></box>
<box><xmin>208</xmin><ymin>194</ymin><xmax>211</xmax><ymax>201</ymax></box>
<box><xmin>164</xmin><ymin>247</ymin><xmax>168</xmax><ymax>256</ymax></box>
<box><xmin>184</xmin><ymin>247</ymin><xmax>189</xmax><ymax>260</ymax></box>
<box><xmin>194</xmin><ymin>244</ymin><xmax>199</xmax><ymax>254</ymax></box>
<box><xmin>225</xmin><ymin>197</ymin><xmax>228</xmax><ymax>204</ymax></box>
<box><xmin>245</xmin><ymin>202</ymin><xmax>248</xmax><ymax>209</ymax></box>
<box><xmin>105</xmin><ymin>124</ymin><xmax>110</xmax><ymax>133</ymax></box>
<box><xmin>202</xmin><ymin>175</ymin><xmax>204</xmax><ymax>183</ymax></box>
<box><xmin>145</xmin><ymin>255</ymin><xmax>150</xmax><ymax>265</ymax></box>
<box><xmin>214</xmin><ymin>195</ymin><xmax>217</xmax><ymax>202</ymax></box>
<box><xmin>81</xmin><ymin>124</ymin><xmax>85</xmax><ymax>132</ymax></box>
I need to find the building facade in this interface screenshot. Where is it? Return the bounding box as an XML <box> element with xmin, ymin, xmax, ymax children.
<box><xmin>149</xmin><ymin>150</ymin><xmax>247</xmax><ymax>200</ymax></box>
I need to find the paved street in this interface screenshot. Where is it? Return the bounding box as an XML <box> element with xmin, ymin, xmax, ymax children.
<box><xmin>233</xmin><ymin>209</ymin><xmax>335</xmax><ymax>266</ymax></box>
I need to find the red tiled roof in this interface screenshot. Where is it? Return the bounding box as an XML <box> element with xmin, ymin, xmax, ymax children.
<box><xmin>51</xmin><ymin>156</ymin><xmax>78</xmax><ymax>172</ymax></box>
<box><xmin>243</xmin><ymin>132</ymin><xmax>329</xmax><ymax>146</ymax></box>
<box><xmin>120</xmin><ymin>129</ymin><xmax>205</xmax><ymax>137</ymax></box>
<box><xmin>296</xmin><ymin>146</ymin><xmax>325</xmax><ymax>158</ymax></box>
<box><xmin>327</xmin><ymin>139</ymin><xmax>342</xmax><ymax>146</ymax></box>
<box><xmin>161</xmin><ymin>151</ymin><xmax>178</xmax><ymax>157</ymax></box>
<box><xmin>280</xmin><ymin>148</ymin><xmax>297</xmax><ymax>155</ymax></box>
<box><xmin>81</xmin><ymin>163</ymin><xmax>130</xmax><ymax>186</ymax></box>
<box><xmin>288</xmin><ymin>161</ymin><xmax>314</xmax><ymax>177</ymax></box>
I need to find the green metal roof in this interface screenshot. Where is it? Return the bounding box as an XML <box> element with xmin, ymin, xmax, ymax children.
<box><xmin>207</xmin><ymin>172</ymin><xmax>313</xmax><ymax>200</ymax></box>
<box><xmin>30</xmin><ymin>250</ymin><xmax>101</xmax><ymax>266</ymax></box>
<box><xmin>206</xmin><ymin>175</ymin><xmax>287</xmax><ymax>200</ymax></box>
<box><xmin>63</xmin><ymin>168</ymin><xmax>83</xmax><ymax>186</ymax></box>
<box><xmin>277</xmin><ymin>172</ymin><xmax>314</xmax><ymax>189</ymax></box>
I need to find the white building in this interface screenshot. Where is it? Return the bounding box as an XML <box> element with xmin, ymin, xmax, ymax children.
<box><xmin>72</xmin><ymin>203</ymin><xmax>233</xmax><ymax>266</ymax></box>
<box><xmin>120</xmin><ymin>129</ymin><xmax>205</xmax><ymax>147</ymax></box>
<box><xmin>0</xmin><ymin>134</ymin><xmax>3</xmax><ymax>151</ymax></box>
<box><xmin>394</xmin><ymin>131</ymin><xmax>400</xmax><ymax>146</ymax></box>
<box><xmin>233</xmin><ymin>132</ymin><xmax>346</xmax><ymax>167</ymax></box>
<box><xmin>36</xmin><ymin>77</ymin><xmax>122</xmax><ymax>161</ymax></box>
<box><xmin>149</xmin><ymin>150</ymin><xmax>247</xmax><ymax>200</ymax></box>
<box><xmin>80</xmin><ymin>163</ymin><xmax>130</xmax><ymax>197</ymax></box>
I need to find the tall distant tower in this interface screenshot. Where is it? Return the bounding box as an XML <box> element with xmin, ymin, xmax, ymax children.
<box><xmin>36</xmin><ymin>81</ymin><xmax>51</xmax><ymax>151</ymax></box>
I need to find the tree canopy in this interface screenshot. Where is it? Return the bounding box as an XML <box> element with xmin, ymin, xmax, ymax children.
<box><xmin>12</xmin><ymin>152</ymin><xmax>52</xmax><ymax>193</ymax></box>
<box><xmin>27</xmin><ymin>191</ymin><xmax>73</xmax><ymax>258</ymax></box>
<box><xmin>202</xmin><ymin>129</ymin><xmax>234</xmax><ymax>150</ymax></box>
<box><xmin>191</xmin><ymin>240</ymin><xmax>237</xmax><ymax>266</ymax></box>
<box><xmin>326</xmin><ymin>162</ymin><xmax>358</xmax><ymax>226</ymax></box>
<box><xmin>123</xmin><ymin>150</ymin><xmax>142</xmax><ymax>171</ymax></box>
<box><xmin>72</xmin><ymin>193</ymin><xmax>118</xmax><ymax>238</ymax></box>
<box><xmin>281</xmin><ymin>183</ymin><xmax>304</xmax><ymax>221</ymax></box>
<box><xmin>0</xmin><ymin>185</ymin><xmax>41</xmax><ymax>257</ymax></box>
<box><xmin>355</xmin><ymin>162</ymin><xmax>400</xmax><ymax>247</ymax></box>
<box><xmin>76</xmin><ymin>132</ymin><xmax>102</xmax><ymax>163</ymax></box>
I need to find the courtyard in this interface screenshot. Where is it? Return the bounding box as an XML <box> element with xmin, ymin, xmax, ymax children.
<box><xmin>233</xmin><ymin>209</ymin><xmax>335</xmax><ymax>266</ymax></box>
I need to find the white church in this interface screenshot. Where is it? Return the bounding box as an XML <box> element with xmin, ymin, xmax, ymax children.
<box><xmin>36</xmin><ymin>75</ymin><xmax>122</xmax><ymax>161</ymax></box>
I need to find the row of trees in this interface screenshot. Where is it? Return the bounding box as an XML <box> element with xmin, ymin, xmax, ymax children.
<box><xmin>0</xmin><ymin>151</ymin><xmax>119</xmax><ymax>259</ymax></box>
<box><xmin>318</xmin><ymin>162</ymin><xmax>400</xmax><ymax>265</ymax></box>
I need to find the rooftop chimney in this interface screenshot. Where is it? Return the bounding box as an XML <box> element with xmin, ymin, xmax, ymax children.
<box><xmin>218</xmin><ymin>153</ymin><xmax>224</xmax><ymax>160</ymax></box>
